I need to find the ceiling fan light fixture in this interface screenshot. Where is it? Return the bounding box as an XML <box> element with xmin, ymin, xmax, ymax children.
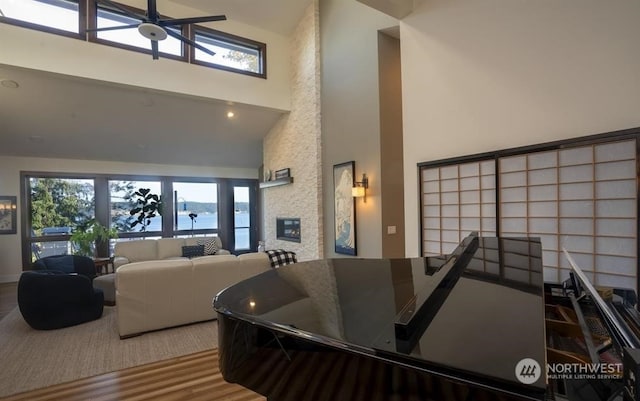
<box><xmin>138</xmin><ymin>23</ymin><xmax>167</xmax><ymax>41</ymax></box>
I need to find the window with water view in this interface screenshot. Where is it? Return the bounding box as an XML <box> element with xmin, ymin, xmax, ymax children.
<box><xmin>23</xmin><ymin>173</ymin><xmax>257</xmax><ymax>267</ymax></box>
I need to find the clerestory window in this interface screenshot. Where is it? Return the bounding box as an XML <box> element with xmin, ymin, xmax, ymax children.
<box><xmin>0</xmin><ymin>0</ymin><xmax>267</xmax><ymax>78</ymax></box>
<box><xmin>193</xmin><ymin>27</ymin><xmax>265</xmax><ymax>77</ymax></box>
<box><xmin>95</xmin><ymin>5</ymin><xmax>183</xmax><ymax>57</ymax></box>
<box><xmin>0</xmin><ymin>0</ymin><xmax>79</xmax><ymax>34</ymax></box>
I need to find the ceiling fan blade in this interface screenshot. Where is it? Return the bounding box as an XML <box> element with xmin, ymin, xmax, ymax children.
<box><xmin>151</xmin><ymin>40</ymin><xmax>159</xmax><ymax>60</ymax></box>
<box><xmin>95</xmin><ymin>0</ymin><xmax>145</xmax><ymax>21</ymax></box>
<box><xmin>159</xmin><ymin>15</ymin><xmax>227</xmax><ymax>27</ymax></box>
<box><xmin>147</xmin><ymin>0</ymin><xmax>158</xmax><ymax>22</ymax></box>
<box><xmin>86</xmin><ymin>23</ymin><xmax>140</xmax><ymax>33</ymax></box>
<box><xmin>165</xmin><ymin>29</ymin><xmax>215</xmax><ymax>57</ymax></box>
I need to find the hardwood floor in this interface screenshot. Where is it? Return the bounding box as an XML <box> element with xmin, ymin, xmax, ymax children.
<box><xmin>0</xmin><ymin>283</ymin><xmax>264</xmax><ymax>401</ymax></box>
<box><xmin>0</xmin><ymin>349</ymin><xmax>265</xmax><ymax>401</ymax></box>
<box><xmin>0</xmin><ymin>282</ymin><xmax>18</xmax><ymax>321</ymax></box>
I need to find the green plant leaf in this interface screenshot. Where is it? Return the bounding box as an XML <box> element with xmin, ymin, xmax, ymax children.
<box><xmin>128</xmin><ymin>187</ymin><xmax>162</xmax><ymax>233</ymax></box>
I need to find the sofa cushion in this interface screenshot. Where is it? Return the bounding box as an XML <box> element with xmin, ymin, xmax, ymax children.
<box><xmin>157</xmin><ymin>238</ymin><xmax>187</xmax><ymax>260</ymax></box>
<box><xmin>116</xmin><ymin>252</ymin><xmax>271</xmax><ymax>337</ymax></box>
<box><xmin>184</xmin><ymin>236</ymin><xmax>222</xmax><ymax>252</ymax></box>
<box><xmin>196</xmin><ymin>237</ymin><xmax>219</xmax><ymax>255</ymax></box>
<box><xmin>116</xmin><ymin>259</ymin><xmax>194</xmax><ymax>337</ymax></box>
<box><xmin>235</xmin><ymin>253</ymin><xmax>272</xmax><ymax>280</ymax></box>
<box><xmin>115</xmin><ymin>237</ymin><xmax>229</xmax><ymax>267</ymax></box>
<box><xmin>114</xmin><ymin>240</ymin><xmax>157</xmax><ymax>263</ymax></box>
<box><xmin>190</xmin><ymin>254</ymin><xmax>237</xmax><ymax>268</ymax></box>
<box><xmin>182</xmin><ymin>245</ymin><xmax>205</xmax><ymax>258</ymax></box>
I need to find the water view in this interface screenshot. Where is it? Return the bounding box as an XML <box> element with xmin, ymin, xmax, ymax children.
<box><xmin>144</xmin><ymin>212</ymin><xmax>250</xmax><ymax>249</ymax></box>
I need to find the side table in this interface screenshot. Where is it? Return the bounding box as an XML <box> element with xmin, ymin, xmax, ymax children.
<box><xmin>92</xmin><ymin>257</ymin><xmax>114</xmax><ymax>275</ymax></box>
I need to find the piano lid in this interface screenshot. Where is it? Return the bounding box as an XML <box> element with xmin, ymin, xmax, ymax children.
<box><xmin>214</xmin><ymin>234</ymin><xmax>547</xmax><ymax>394</ymax></box>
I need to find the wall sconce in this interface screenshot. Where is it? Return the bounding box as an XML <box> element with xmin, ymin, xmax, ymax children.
<box><xmin>352</xmin><ymin>173</ymin><xmax>369</xmax><ymax>203</ymax></box>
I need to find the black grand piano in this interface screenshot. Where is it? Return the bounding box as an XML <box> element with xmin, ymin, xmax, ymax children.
<box><xmin>213</xmin><ymin>234</ymin><xmax>640</xmax><ymax>401</ymax></box>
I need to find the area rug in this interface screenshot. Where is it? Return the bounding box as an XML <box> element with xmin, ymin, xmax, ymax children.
<box><xmin>0</xmin><ymin>306</ymin><xmax>218</xmax><ymax>397</ymax></box>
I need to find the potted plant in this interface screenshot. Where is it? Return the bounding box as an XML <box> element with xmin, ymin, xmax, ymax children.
<box><xmin>71</xmin><ymin>220</ymin><xmax>118</xmax><ymax>257</ymax></box>
<box><xmin>129</xmin><ymin>188</ymin><xmax>162</xmax><ymax>233</ymax></box>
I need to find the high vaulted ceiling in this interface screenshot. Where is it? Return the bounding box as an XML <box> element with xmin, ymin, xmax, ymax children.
<box><xmin>175</xmin><ymin>0</ymin><xmax>312</xmax><ymax>36</ymax></box>
<box><xmin>0</xmin><ymin>0</ymin><xmax>313</xmax><ymax>169</ymax></box>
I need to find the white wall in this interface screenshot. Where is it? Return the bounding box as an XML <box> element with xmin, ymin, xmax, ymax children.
<box><xmin>401</xmin><ymin>0</ymin><xmax>640</xmax><ymax>256</ymax></box>
<box><xmin>263</xmin><ymin>2</ymin><xmax>323</xmax><ymax>261</ymax></box>
<box><xmin>319</xmin><ymin>0</ymin><xmax>397</xmax><ymax>258</ymax></box>
<box><xmin>0</xmin><ymin>0</ymin><xmax>291</xmax><ymax>111</ymax></box>
<box><xmin>0</xmin><ymin>155</ymin><xmax>256</xmax><ymax>283</ymax></box>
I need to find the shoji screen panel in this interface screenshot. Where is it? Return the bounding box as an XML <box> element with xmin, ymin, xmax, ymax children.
<box><xmin>421</xmin><ymin>160</ymin><xmax>496</xmax><ymax>256</ymax></box>
<box><xmin>499</xmin><ymin>139</ymin><xmax>637</xmax><ymax>290</ymax></box>
<box><xmin>583</xmin><ymin>140</ymin><xmax>635</xmax><ymax>289</ymax></box>
<box><xmin>499</xmin><ymin>150</ymin><xmax>560</xmax><ymax>284</ymax></box>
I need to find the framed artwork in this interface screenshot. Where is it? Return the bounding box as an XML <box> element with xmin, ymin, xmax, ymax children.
<box><xmin>274</xmin><ymin>168</ymin><xmax>291</xmax><ymax>180</ymax></box>
<box><xmin>0</xmin><ymin>196</ymin><xmax>17</xmax><ymax>234</ymax></box>
<box><xmin>333</xmin><ymin>161</ymin><xmax>357</xmax><ymax>255</ymax></box>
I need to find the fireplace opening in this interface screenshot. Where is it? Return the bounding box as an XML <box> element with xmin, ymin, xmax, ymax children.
<box><xmin>277</xmin><ymin>218</ymin><xmax>301</xmax><ymax>242</ymax></box>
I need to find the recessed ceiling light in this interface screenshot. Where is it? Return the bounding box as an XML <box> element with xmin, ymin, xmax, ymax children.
<box><xmin>227</xmin><ymin>111</ymin><xmax>235</xmax><ymax>118</ymax></box>
<box><xmin>0</xmin><ymin>79</ymin><xmax>19</xmax><ymax>89</ymax></box>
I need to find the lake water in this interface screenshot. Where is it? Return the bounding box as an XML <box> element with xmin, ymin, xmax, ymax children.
<box><xmin>144</xmin><ymin>212</ymin><xmax>250</xmax><ymax>249</ymax></box>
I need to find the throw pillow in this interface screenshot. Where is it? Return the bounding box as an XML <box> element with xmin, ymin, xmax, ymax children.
<box><xmin>197</xmin><ymin>238</ymin><xmax>219</xmax><ymax>255</ymax></box>
<box><xmin>266</xmin><ymin>249</ymin><xmax>298</xmax><ymax>268</ymax></box>
<box><xmin>182</xmin><ymin>245</ymin><xmax>205</xmax><ymax>259</ymax></box>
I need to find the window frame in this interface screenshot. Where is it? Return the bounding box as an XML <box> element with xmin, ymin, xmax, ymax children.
<box><xmin>0</xmin><ymin>0</ymin><xmax>84</xmax><ymax>39</ymax></box>
<box><xmin>167</xmin><ymin>179</ymin><xmax>221</xmax><ymax>235</ymax></box>
<box><xmin>107</xmin><ymin>176</ymin><xmax>165</xmax><ymax>239</ymax></box>
<box><xmin>228</xmin><ymin>180</ymin><xmax>258</xmax><ymax>253</ymax></box>
<box><xmin>87</xmin><ymin>1</ymin><xmax>187</xmax><ymax>62</ymax></box>
<box><xmin>190</xmin><ymin>25</ymin><xmax>267</xmax><ymax>79</ymax></box>
<box><xmin>0</xmin><ymin>0</ymin><xmax>267</xmax><ymax>78</ymax></box>
<box><xmin>21</xmin><ymin>172</ymin><xmax>97</xmax><ymax>263</ymax></box>
<box><xmin>20</xmin><ymin>172</ymin><xmax>260</xmax><ymax>268</ymax></box>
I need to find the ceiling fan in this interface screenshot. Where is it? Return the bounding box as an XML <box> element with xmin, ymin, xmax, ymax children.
<box><xmin>90</xmin><ymin>0</ymin><xmax>227</xmax><ymax>60</ymax></box>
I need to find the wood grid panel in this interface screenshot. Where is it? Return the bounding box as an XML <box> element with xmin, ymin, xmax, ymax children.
<box><xmin>420</xmin><ymin>137</ymin><xmax>637</xmax><ymax>291</ymax></box>
<box><xmin>422</xmin><ymin>160</ymin><xmax>496</xmax><ymax>256</ymax></box>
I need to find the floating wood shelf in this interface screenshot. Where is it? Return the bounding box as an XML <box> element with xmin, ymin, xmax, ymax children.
<box><xmin>259</xmin><ymin>177</ymin><xmax>293</xmax><ymax>189</ymax></box>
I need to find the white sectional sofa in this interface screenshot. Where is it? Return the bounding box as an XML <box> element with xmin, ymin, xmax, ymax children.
<box><xmin>113</xmin><ymin>237</ymin><xmax>271</xmax><ymax>338</ymax></box>
<box><xmin>113</xmin><ymin>237</ymin><xmax>230</xmax><ymax>269</ymax></box>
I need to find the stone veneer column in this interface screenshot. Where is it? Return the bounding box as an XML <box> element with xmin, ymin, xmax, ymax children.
<box><xmin>262</xmin><ymin>1</ymin><xmax>323</xmax><ymax>261</ymax></box>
